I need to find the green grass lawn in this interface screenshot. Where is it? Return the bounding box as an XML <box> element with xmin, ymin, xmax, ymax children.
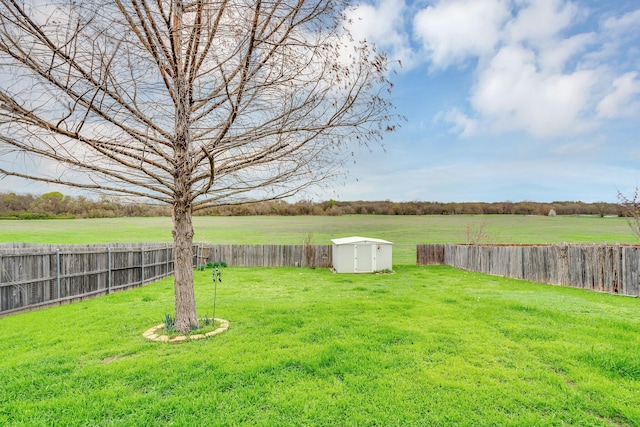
<box><xmin>1</xmin><ymin>266</ymin><xmax>639</xmax><ymax>426</ymax></box>
<box><xmin>1</xmin><ymin>214</ymin><xmax>637</xmax><ymax>265</ymax></box>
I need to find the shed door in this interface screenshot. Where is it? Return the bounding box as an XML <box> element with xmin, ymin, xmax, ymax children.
<box><xmin>354</xmin><ymin>244</ymin><xmax>373</xmax><ymax>273</ymax></box>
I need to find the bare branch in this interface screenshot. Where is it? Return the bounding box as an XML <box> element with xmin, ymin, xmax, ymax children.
<box><xmin>618</xmin><ymin>188</ymin><xmax>640</xmax><ymax>240</ymax></box>
<box><xmin>0</xmin><ymin>0</ymin><xmax>399</xmax><ymax>332</ymax></box>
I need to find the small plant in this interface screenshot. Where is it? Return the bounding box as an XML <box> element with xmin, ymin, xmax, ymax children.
<box><xmin>163</xmin><ymin>313</ymin><xmax>175</xmax><ymax>334</ymax></box>
<box><xmin>212</xmin><ymin>266</ymin><xmax>222</xmax><ymax>283</ymax></box>
<box><xmin>203</xmin><ymin>314</ymin><xmax>212</xmax><ymax>326</ymax></box>
<box><xmin>212</xmin><ymin>266</ymin><xmax>222</xmax><ymax>321</ymax></box>
<box><xmin>157</xmin><ymin>314</ymin><xmax>220</xmax><ymax>338</ymax></box>
<box><xmin>198</xmin><ymin>261</ymin><xmax>227</xmax><ymax>271</ymax></box>
<box><xmin>200</xmin><ymin>261</ymin><xmax>228</xmax><ymax>269</ymax></box>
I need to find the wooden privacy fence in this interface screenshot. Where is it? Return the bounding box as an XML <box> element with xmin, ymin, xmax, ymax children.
<box><xmin>0</xmin><ymin>243</ymin><xmax>179</xmax><ymax>315</ymax></box>
<box><xmin>417</xmin><ymin>244</ymin><xmax>640</xmax><ymax>297</ymax></box>
<box><xmin>0</xmin><ymin>243</ymin><xmax>332</xmax><ymax>315</ymax></box>
<box><xmin>199</xmin><ymin>244</ymin><xmax>332</xmax><ymax>268</ymax></box>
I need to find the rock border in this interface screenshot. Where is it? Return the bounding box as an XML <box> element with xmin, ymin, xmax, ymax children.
<box><xmin>143</xmin><ymin>318</ymin><xmax>229</xmax><ymax>343</ymax></box>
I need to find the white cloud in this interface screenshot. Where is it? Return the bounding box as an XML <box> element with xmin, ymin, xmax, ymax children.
<box><xmin>537</xmin><ymin>32</ymin><xmax>595</xmax><ymax>72</ymax></box>
<box><xmin>413</xmin><ymin>0</ymin><xmax>510</xmax><ymax>69</ymax></box>
<box><xmin>601</xmin><ymin>8</ymin><xmax>640</xmax><ymax>33</ymax></box>
<box><xmin>344</xmin><ymin>0</ymin><xmax>414</xmax><ymax>67</ymax></box>
<box><xmin>584</xmin><ymin>9</ymin><xmax>640</xmax><ymax>71</ymax></box>
<box><xmin>597</xmin><ymin>72</ymin><xmax>640</xmax><ymax>118</ymax></box>
<box><xmin>503</xmin><ymin>0</ymin><xmax>580</xmax><ymax>45</ymax></box>
<box><xmin>471</xmin><ymin>45</ymin><xmax>598</xmax><ymax>137</ymax></box>
<box><xmin>468</xmin><ymin>1</ymin><xmax>601</xmax><ymax>138</ymax></box>
<box><xmin>414</xmin><ymin>0</ymin><xmax>640</xmax><ymax>138</ymax></box>
<box><xmin>551</xmin><ymin>138</ymin><xmax>604</xmax><ymax>157</ymax></box>
<box><xmin>435</xmin><ymin>108</ymin><xmax>480</xmax><ymax>137</ymax></box>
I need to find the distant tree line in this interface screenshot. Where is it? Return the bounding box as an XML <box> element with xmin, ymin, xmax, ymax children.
<box><xmin>0</xmin><ymin>192</ymin><xmax>170</xmax><ymax>219</ymax></box>
<box><xmin>0</xmin><ymin>192</ymin><xmax>625</xmax><ymax>219</ymax></box>
<box><xmin>202</xmin><ymin>199</ymin><xmax>623</xmax><ymax>216</ymax></box>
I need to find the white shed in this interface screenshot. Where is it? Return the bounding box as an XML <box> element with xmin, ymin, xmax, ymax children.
<box><xmin>331</xmin><ymin>236</ymin><xmax>393</xmax><ymax>273</ymax></box>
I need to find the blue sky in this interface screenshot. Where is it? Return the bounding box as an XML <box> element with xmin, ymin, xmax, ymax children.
<box><xmin>1</xmin><ymin>0</ymin><xmax>638</xmax><ymax>204</ymax></box>
<box><xmin>320</xmin><ymin>0</ymin><xmax>640</xmax><ymax>203</ymax></box>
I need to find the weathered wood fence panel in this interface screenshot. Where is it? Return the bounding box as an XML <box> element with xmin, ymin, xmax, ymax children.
<box><xmin>417</xmin><ymin>244</ymin><xmax>639</xmax><ymax>297</ymax></box>
<box><xmin>416</xmin><ymin>244</ymin><xmax>444</xmax><ymax>265</ymax></box>
<box><xmin>0</xmin><ymin>243</ymin><xmax>178</xmax><ymax>315</ymax></box>
<box><xmin>202</xmin><ymin>244</ymin><xmax>332</xmax><ymax>268</ymax></box>
<box><xmin>0</xmin><ymin>243</ymin><xmax>332</xmax><ymax>315</ymax></box>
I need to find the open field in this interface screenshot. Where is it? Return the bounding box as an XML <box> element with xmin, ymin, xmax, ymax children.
<box><xmin>1</xmin><ymin>215</ymin><xmax>637</xmax><ymax>265</ymax></box>
<box><xmin>1</xmin><ymin>266</ymin><xmax>639</xmax><ymax>426</ymax></box>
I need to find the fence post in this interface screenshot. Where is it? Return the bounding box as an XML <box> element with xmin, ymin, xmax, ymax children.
<box><xmin>141</xmin><ymin>247</ymin><xmax>145</xmax><ymax>285</ymax></box>
<box><xmin>107</xmin><ymin>247</ymin><xmax>112</xmax><ymax>294</ymax></box>
<box><xmin>56</xmin><ymin>249</ymin><xmax>61</xmax><ymax>300</ymax></box>
<box><xmin>621</xmin><ymin>246</ymin><xmax>627</xmax><ymax>295</ymax></box>
<box><xmin>166</xmin><ymin>244</ymin><xmax>170</xmax><ymax>277</ymax></box>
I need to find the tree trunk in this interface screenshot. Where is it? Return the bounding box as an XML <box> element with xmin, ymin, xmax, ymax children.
<box><xmin>170</xmin><ymin>1</ymin><xmax>198</xmax><ymax>334</ymax></box>
<box><xmin>172</xmin><ymin>199</ymin><xmax>198</xmax><ymax>333</ymax></box>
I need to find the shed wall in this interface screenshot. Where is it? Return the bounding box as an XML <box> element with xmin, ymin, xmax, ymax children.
<box><xmin>376</xmin><ymin>244</ymin><xmax>393</xmax><ymax>271</ymax></box>
<box><xmin>332</xmin><ymin>244</ymin><xmax>354</xmax><ymax>273</ymax></box>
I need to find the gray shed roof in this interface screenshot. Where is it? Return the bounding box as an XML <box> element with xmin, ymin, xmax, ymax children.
<box><xmin>331</xmin><ymin>236</ymin><xmax>393</xmax><ymax>245</ymax></box>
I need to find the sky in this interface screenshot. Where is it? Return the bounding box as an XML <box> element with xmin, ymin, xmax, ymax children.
<box><xmin>1</xmin><ymin>0</ymin><xmax>639</xmax><ymax>204</ymax></box>
<box><xmin>319</xmin><ymin>0</ymin><xmax>640</xmax><ymax>203</ymax></box>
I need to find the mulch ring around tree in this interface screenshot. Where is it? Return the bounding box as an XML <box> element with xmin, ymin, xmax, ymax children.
<box><xmin>143</xmin><ymin>318</ymin><xmax>229</xmax><ymax>343</ymax></box>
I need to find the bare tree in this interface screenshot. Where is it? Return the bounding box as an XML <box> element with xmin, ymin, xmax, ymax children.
<box><xmin>303</xmin><ymin>232</ymin><xmax>316</xmax><ymax>268</ymax></box>
<box><xmin>0</xmin><ymin>0</ymin><xmax>396</xmax><ymax>332</ymax></box>
<box><xmin>618</xmin><ymin>188</ymin><xmax>640</xmax><ymax>240</ymax></box>
<box><xmin>464</xmin><ymin>220</ymin><xmax>493</xmax><ymax>245</ymax></box>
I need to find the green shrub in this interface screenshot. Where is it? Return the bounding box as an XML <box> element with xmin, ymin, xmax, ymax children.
<box><xmin>18</xmin><ymin>212</ymin><xmax>54</xmax><ymax>220</ymax></box>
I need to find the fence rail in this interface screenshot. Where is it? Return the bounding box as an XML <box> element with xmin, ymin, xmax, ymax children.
<box><xmin>417</xmin><ymin>244</ymin><xmax>640</xmax><ymax>297</ymax></box>
<box><xmin>0</xmin><ymin>243</ymin><xmax>332</xmax><ymax>315</ymax></box>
